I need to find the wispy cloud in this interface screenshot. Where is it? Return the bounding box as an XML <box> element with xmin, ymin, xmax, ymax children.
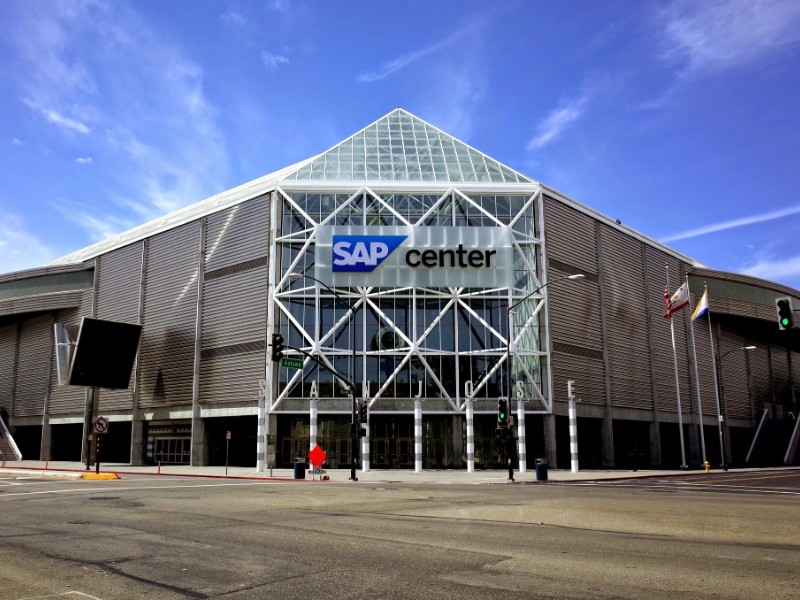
<box><xmin>12</xmin><ymin>138</ymin><xmax>22</xmax><ymax>146</ymax></box>
<box><xmin>659</xmin><ymin>0</ymin><xmax>800</xmax><ymax>75</ymax></box>
<box><xmin>75</xmin><ymin>156</ymin><xmax>92</xmax><ymax>164</ymax></box>
<box><xmin>24</xmin><ymin>100</ymin><xmax>91</xmax><ymax>134</ymax></box>
<box><xmin>9</xmin><ymin>2</ymin><xmax>229</xmax><ymax>241</ymax></box>
<box><xmin>0</xmin><ymin>209</ymin><xmax>57</xmax><ymax>275</ymax></box>
<box><xmin>261</xmin><ymin>51</ymin><xmax>290</xmax><ymax>71</ymax></box>
<box><xmin>527</xmin><ymin>94</ymin><xmax>589</xmax><ymax>150</ymax></box>
<box><xmin>661</xmin><ymin>204</ymin><xmax>800</xmax><ymax>242</ymax></box>
<box><xmin>356</xmin><ymin>15</ymin><xmax>488</xmax><ymax>83</ymax></box>
<box><xmin>741</xmin><ymin>254</ymin><xmax>800</xmax><ymax>286</ymax></box>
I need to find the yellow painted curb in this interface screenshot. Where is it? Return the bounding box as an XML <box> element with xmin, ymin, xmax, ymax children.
<box><xmin>80</xmin><ymin>473</ymin><xmax>121</xmax><ymax>480</ymax></box>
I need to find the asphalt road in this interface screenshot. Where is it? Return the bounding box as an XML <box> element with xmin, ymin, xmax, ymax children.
<box><xmin>1</xmin><ymin>472</ymin><xmax>798</xmax><ymax>599</ymax></box>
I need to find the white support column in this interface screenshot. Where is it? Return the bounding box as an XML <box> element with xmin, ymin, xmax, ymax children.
<box><xmin>415</xmin><ymin>398</ymin><xmax>424</xmax><ymax>472</ymax></box>
<box><xmin>361</xmin><ymin>419</ymin><xmax>370</xmax><ymax>472</ymax></box>
<box><xmin>309</xmin><ymin>398</ymin><xmax>318</xmax><ymax>451</ymax></box>
<box><xmin>256</xmin><ymin>379</ymin><xmax>266</xmax><ymax>472</ymax></box>
<box><xmin>568</xmin><ymin>380</ymin><xmax>579</xmax><ymax>473</ymax></box>
<box><xmin>516</xmin><ymin>398</ymin><xmax>526</xmax><ymax>473</ymax></box>
<box><xmin>465</xmin><ymin>398</ymin><xmax>474</xmax><ymax>473</ymax></box>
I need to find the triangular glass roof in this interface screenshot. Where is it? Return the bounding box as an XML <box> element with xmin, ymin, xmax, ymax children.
<box><xmin>281</xmin><ymin>108</ymin><xmax>532</xmax><ymax>184</ymax></box>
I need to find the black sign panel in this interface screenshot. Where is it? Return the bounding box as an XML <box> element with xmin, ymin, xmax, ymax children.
<box><xmin>68</xmin><ymin>318</ymin><xmax>142</xmax><ymax>389</ymax></box>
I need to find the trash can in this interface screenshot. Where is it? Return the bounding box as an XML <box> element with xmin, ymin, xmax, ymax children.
<box><xmin>535</xmin><ymin>458</ymin><xmax>548</xmax><ymax>481</ymax></box>
<box><xmin>293</xmin><ymin>458</ymin><xmax>305</xmax><ymax>479</ymax></box>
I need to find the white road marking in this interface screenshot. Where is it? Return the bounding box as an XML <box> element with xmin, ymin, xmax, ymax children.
<box><xmin>0</xmin><ymin>480</ymin><xmax>302</xmax><ymax>499</ymax></box>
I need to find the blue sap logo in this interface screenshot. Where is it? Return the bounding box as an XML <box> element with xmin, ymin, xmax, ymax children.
<box><xmin>332</xmin><ymin>235</ymin><xmax>408</xmax><ymax>272</ymax></box>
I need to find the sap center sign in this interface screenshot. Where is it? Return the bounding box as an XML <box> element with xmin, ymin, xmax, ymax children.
<box><xmin>315</xmin><ymin>226</ymin><xmax>513</xmax><ymax>288</ymax></box>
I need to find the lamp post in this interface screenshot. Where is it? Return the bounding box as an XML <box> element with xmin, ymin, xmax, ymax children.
<box><xmin>506</xmin><ymin>273</ymin><xmax>584</xmax><ymax>477</ymax></box>
<box><xmin>287</xmin><ymin>273</ymin><xmax>359</xmax><ymax>482</ymax></box>
<box><xmin>714</xmin><ymin>345</ymin><xmax>756</xmax><ymax>471</ymax></box>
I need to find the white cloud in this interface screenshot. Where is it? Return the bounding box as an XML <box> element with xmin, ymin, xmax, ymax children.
<box><xmin>12</xmin><ymin>138</ymin><xmax>22</xmax><ymax>146</ymax></box>
<box><xmin>741</xmin><ymin>254</ymin><xmax>800</xmax><ymax>284</ymax></box>
<box><xmin>0</xmin><ymin>210</ymin><xmax>58</xmax><ymax>275</ymax></box>
<box><xmin>261</xmin><ymin>51</ymin><xmax>290</xmax><ymax>71</ymax></box>
<box><xmin>661</xmin><ymin>205</ymin><xmax>800</xmax><ymax>242</ymax></box>
<box><xmin>9</xmin><ymin>2</ymin><xmax>229</xmax><ymax>239</ymax></box>
<box><xmin>23</xmin><ymin>100</ymin><xmax>91</xmax><ymax>134</ymax></box>
<box><xmin>75</xmin><ymin>156</ymin><xmax>93</xmax><ymax>164</ymax></box>
<box><xmin>659</xmin><ymin>0</ymin><xmax>800</xmax><ymax>75</ymax></box>
<box><xmin>527</xmin><ymin>95</ymin><xmax>589</xmax><ymax>150</ymax></box>
<box><xmin>356</xmin><ymin>14</ymin><xmax>489</xmax><ymax>83</ymax></box>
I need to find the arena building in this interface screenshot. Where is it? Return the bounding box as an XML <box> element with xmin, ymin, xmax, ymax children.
<box><xmin>1</xmin><ymin>109</ymin><xmax>798</xmax><ymax>471</ymax></box>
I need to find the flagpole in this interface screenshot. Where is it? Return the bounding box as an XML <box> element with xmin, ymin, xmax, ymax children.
<box><xmin>687</xmin><ymin>277</ymin><xmax>707</xmax><ymax>464</ymax></box>
<box><xmin>706</xmin><ymin>293</ymin><xmax>725</xmax><ymax>468</ymax></box>
<box><xmin>666</xmin><ymin>266</ymin><xmax>688</xmax><ymax>468</ymax></box>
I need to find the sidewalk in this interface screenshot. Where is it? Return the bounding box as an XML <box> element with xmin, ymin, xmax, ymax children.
<box><xmin>0</xmin><ymin>459</ymin><xmax>736</xmax><ymax>484</ymax></box>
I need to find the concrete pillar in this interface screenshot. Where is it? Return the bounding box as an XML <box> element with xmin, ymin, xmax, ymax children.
<box><xmin>649</xmin><ymin>420</ymin><xmax>663</xmax><ymax>466</ymax></box>
<box><xmin>543</xmin><ymin>413</ymin><xmax>558</xmax><ymax>467</ymax></box>
<box><xmin>465</xmin><ymin>399</ymin><xmax>474</xmax><ymax>472</ymax></box>
<box><xmin>516</xmin><ymin>399</ymin><xmax>527</xmax><ymax>473</ymax></box>
<box><xmin>415</xmin><ymin>398</ymin><xmax>423</xmax><ymax>472</ymax></box>
<box><xmin>601</xmin><ymin>414</ymin><xmax>615</xmax><ymax>467</ymax></box>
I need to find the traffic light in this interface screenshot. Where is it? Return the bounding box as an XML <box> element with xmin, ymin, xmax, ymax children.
<box><xmin>497</xmin><ymin>398</ymin><xmax>508</xmax><ymax>427</ymax></box>
<box><xmin>271</xmin><ymin>333</ymin><xmax>285</xmax><ymax>362</ymax></box>
<box><xmin>776</xmin><ymin>297</ymin><xmax>794</xmax><ymax>330</ymax></box>
<box><xmin>359</xmin><ymin>401</ymin><xmax>368</xmax><ymax>425</ymax></box>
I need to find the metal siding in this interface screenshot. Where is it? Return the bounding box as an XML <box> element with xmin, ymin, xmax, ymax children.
<box><xmin>13</xmin><ymin>314</ymin><xmax>53</xmax><ymax>417</ymax></box>
<box><xmin>138</xmin><ymin>223</ymin><xmax>201</xmax><ymax>408</ymax></box>
<box><xmin>95</xmin><ymin>242</ymin><xmax>143</xmax><ymax>412</ymax></box>
<box><xmin>544</xmin><ymin>197</ymin><xmax>604</xmax><ymax>383</ymax></box>
<box><xmin>204</xmin><ymin>195</ymin><xmax>269</xmax><ymax>272</ymax></box>
<box><xmin>542</xmin><ymin>197</ymin><xmax>599</xmax><ymax>276</ymax></box>
<box><xmin>199</xmin><ymin>352</ymin><xmax>265</xmax><ymax>404</ymax></box>
<box><xmin>551</xmin><ymin>352</ymin><xmax>605</xmax><ymax>406</ymax></box>
<box><xmin>600</xmin><ymin>226</ymin><xmax>653</xmax><ymax>410</ymax></box>
<box><xmin>770</xmin><ymin>345</ymin><xmax>790</xmax><ymax>405</ymax></box>
<box><xmin>202</xmin><ymin>266</ymin><xmax>267</xmax><ymax>350</ymax></box>
<box><xmin>0</xmin><ymin>323</ymin><xmax>17</xmax><ymax>417</ymax></box>
<box><xmin>718</xmin><ymin>328</ymin><xmax>751</xmax><ymax>420</ymax></box>
<box><xmin>689</xmin><ymin>319</ymin><xmax>718</xmax><ymax>417</ymax></box>
<box><xmin>748</xmin><ymin>345</ymin><xmax>771</xmax><ymax>414</ymax></box>
<box><xmin>48</xmin><ymin>305</ymin><xmax>91</xmax><ymax>415</ymax></box>
<box><xmin>646</xmin><ymin>247</ymin><xmax>693</xmax><ymax>415</ymax></box>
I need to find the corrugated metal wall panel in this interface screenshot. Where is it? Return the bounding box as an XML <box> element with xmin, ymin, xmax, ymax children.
<box><xmin>718</xmin><ymin>328</ymin><xmax>751</xmax><ymax>420</ymax></box>
<box><xmin>204</xmin><ymin>195</ymin><xmax>269</xmax><ymax>272</ymax></box>
<box><xmin>199</xmin><ymin>352</ymin><xmax>265</xmax><ymax>404</ymax></box>
<box><xmin>543</xmin><ymin>197</ymin><xmax>599</xmax><ymax>275</ymax></box>
<box><xmin>95</xmin><ymin>242</ymin><xmax>143</xmax><ymax>412</ymax></box>
<box><xmin>138</xmin><ymin>223</ymin><xmax>200</xmax><ymax>408</ymax></box>
<box><xmin>599</xmin><ymin>225</ymin><xmax>653</xmax><ymax>410</ymax></box>
<box><xmin>48</xmin><ymin>305</ymin><xmax>91</xmax><ymax>415</ymax></box>
<box><xmin>770</xmin><ymin>345</ymin><xmax>790</xmax><ymax>405</ymax></box>
<box><xmin>202</xmin><ymin>267</ymin><xmax>267</xmax><ymax>350</ymax></box>
<box><xmin>552</xmin><ymin>352</ymin><xmax>605</xmax><ymax>406</ymax></box>
<box><xmin>0</xmin><ymin>323</ymin><xmax>17</xmax><ymax>417</ymax></box>
<box><xmin>747</xmin><ymin>345</ymin><xmax>771</xmax><ymax>413</ymax></box>
<box><xmin>646</xmin><ymin>248</ymin><xmax>693</xmax><ymax>415</ymax></box>
<box><xmin>544</xmin><ymin>199</ymin><xmax>603</xmax><ymax>355</ymax></box>
<box><xmin>13</xmin><ymin>314</ymin><xmax>53</xmax><ymax>417</ymax></box>
<box><xmin>689</xmin><ymin>319</ymin><xmax>718</xmax><ymax>417</ymax></box>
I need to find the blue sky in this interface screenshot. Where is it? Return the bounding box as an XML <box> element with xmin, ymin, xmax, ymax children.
<box><xmin>2</xmin><ymin>0</ymin><xmax>800</xmax><ymax>290</ymax></box>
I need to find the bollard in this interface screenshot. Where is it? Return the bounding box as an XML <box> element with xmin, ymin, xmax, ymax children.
<box><xmin>157</xmin><ymin>461</ymin><xmax>161</xmax><ymax>475</ymax></box>
<box><xmin>704</xmin><ymin>461</ymin><xmax>710</xmax><ymax>473</ymax></box>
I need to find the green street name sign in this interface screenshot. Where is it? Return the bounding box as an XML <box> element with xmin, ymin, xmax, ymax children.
<box><xmin>280</xmin><ymin>357</ymin><xmax>304</xmax><ymax>369</ymax></box>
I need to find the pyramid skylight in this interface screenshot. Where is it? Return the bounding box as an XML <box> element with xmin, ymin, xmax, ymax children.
<box><xmin>281</xmin><ymin>109</ymin><xmax>532</xmax><ymax>184</ymax></box>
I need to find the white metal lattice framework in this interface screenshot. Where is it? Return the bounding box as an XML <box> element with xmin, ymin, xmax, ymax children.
<box><xmin>265</xmin><ymin>181</ymin><xmax>559</xmax><ymax>416</ymax></box>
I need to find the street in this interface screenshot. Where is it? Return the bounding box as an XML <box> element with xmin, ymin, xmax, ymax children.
<box><xmin>0</xmin><ymin>471</ymin><xmax>798</xmax><ymax>599</ymax></box>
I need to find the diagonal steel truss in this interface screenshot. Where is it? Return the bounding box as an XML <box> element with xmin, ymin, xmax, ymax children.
<box><xmin>268</xmin><ymin>184</ymin><xmax>554</xmax><ymax>414</ymax></box>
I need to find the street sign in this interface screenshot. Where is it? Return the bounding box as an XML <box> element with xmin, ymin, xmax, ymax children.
<box><xmin>308</xmin><ymin>444</ymin><xmax>327</xmax><ymax>467</ymax></box>
<box><xmin>226</xmin><ymin>430</ymin><xmax>232</xmax><ymax>440</ymax></box>
<box><xmin>93</xmin><ymin>417</ymin><xmax>109</xmax><ymax>434</ymax></box>
<box><xmin>280</xmin><ymin>357</ymin><xmax>304</xmax><ymax>369</ymax></box>
<box><xmin>266</xmin><ymin>433</ymin><xmax>276</xmax><ymax>444</ymax></box>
